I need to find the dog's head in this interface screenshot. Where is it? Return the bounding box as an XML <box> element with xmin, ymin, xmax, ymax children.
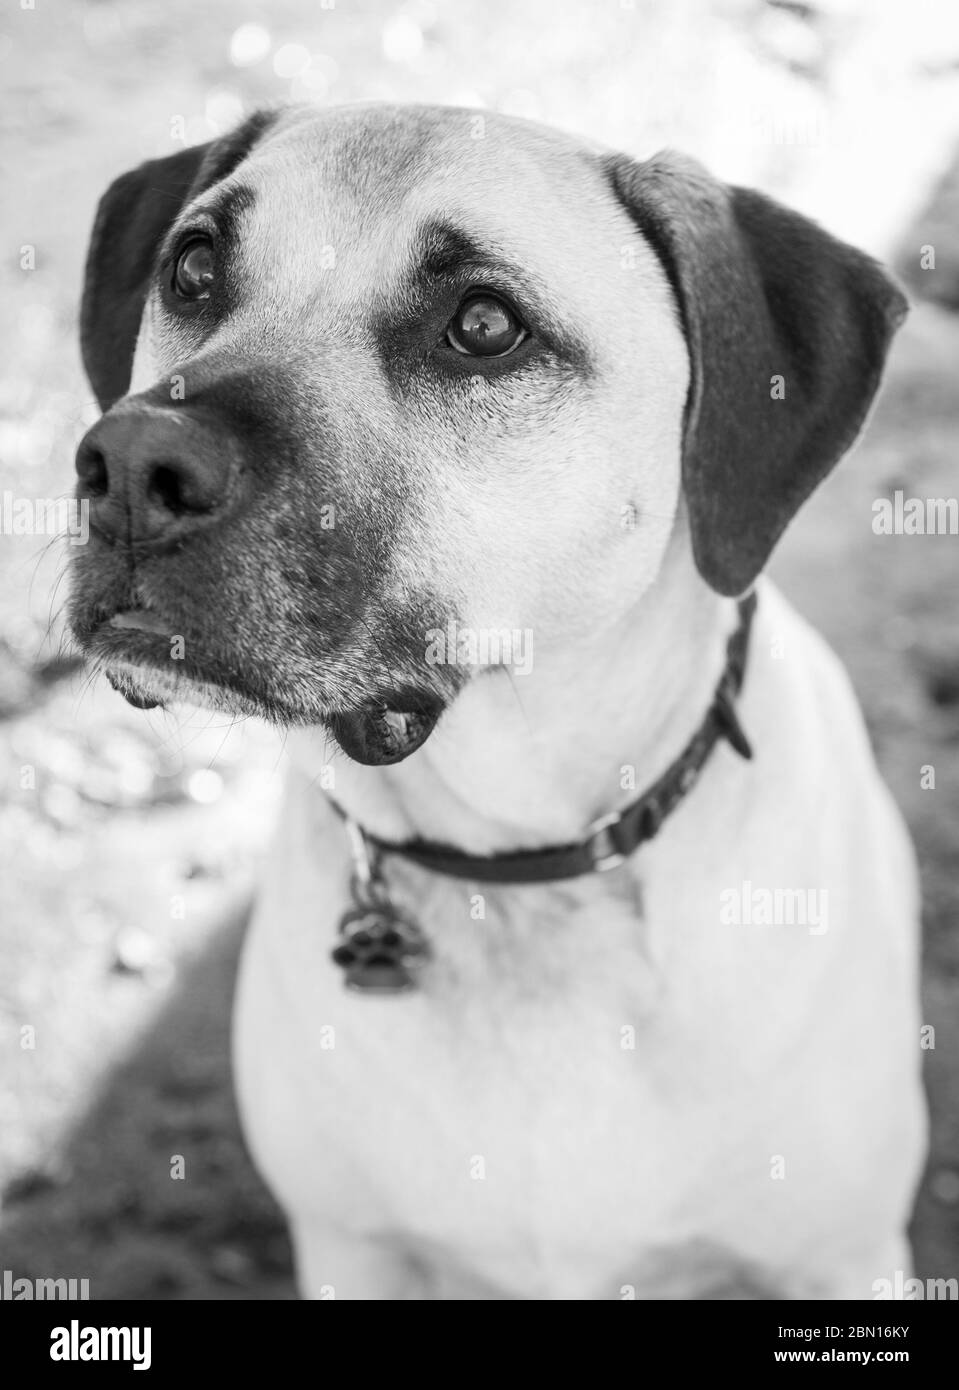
<box><xmin>70</xmin><ymin>103</ymin><xmax>906</xmax><ymax>763</ymax></box>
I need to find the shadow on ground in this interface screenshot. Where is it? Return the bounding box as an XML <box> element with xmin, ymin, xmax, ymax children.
<box><xmin>0</xmin><ymin>907</ymin><xmax>295</xmax><ymax>1300</ymax></box>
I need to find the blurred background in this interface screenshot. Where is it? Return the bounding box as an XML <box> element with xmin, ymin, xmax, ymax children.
<box><xmin>0</xmin><ymin>0</ymin><xmax>957</xmax><ymax>1299</ymax></box>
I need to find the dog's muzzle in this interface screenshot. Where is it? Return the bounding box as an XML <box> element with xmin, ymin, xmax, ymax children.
<box><xmin>69</xmin><ymin>389</ymin><xmax>459</xmax><ymax>761</ymax></box>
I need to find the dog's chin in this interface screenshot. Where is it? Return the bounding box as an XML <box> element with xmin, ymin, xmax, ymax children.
<box><xmin>101</xmin><ymin>662</ymin><xmax>444</xmax><ymax>765</ymax></box>
<box><xmin>105</xmin><ymin>669</ymin><xmax>163</xmax><ymax>711</ymax></box>
<box><xmin>103</xmin><ymin>663</ymin><xmax>272</xmax><ymax>721</ymax></box>
<box><xmin>79</xmin><ymin>607</ymin><xmax>447</xmax><ymax>762</ymax></box>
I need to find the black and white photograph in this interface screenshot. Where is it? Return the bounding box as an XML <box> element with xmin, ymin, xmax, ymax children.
<box><xmin>1</xmin><ymin>0</ymin><xmax>957</xmax><ymax>1346</ymax></box>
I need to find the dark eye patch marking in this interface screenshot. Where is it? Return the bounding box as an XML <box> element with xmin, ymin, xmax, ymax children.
<box><xmin>179</xmin><ymin>182</ymin><xmax>259</xmax><ymax>248</ymax></box>
<box><xmin>376</xmin><ymin>218</ymin><xmax>594</xmax><ymax>386</ymax></box>
<box><xmin>156</xmin><ymin>182</ymin><xmax>259</xmax><ymax>323</ymax></box>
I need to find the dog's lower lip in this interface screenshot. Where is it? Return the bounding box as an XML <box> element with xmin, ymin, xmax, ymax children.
<box><xmin>105</xmin><ymin>667</ymin><xmax>163</xmax><ymax>711</ymax></box>
<box><xmin>328</xmin><ymin>698</ymin><xmax>443</xmax><ymax>765</ymax></box>
<box><xmin>108</xmin><ymin>609</ymin><xmax>170</xmax><ymax>635</ymax></box>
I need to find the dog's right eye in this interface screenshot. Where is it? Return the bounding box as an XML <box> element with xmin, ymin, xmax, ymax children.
<box><xmin>172</xmin><ymin>239</ymin><xmax>215</xmax><ymax>299</ymax></box>
<box><xmin>446</xmin><ymin>295</ymin><xmax>528</xmax><ymax>357</ymax></box>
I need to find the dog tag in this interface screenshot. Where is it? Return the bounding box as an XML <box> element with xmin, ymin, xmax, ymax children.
<box><xmin>332</xmin><ymin>901</ymin><xmax>430</xmax><ymax>994</ymax></box>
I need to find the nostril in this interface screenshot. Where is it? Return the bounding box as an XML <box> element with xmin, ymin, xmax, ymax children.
<box><xmin>147</xmin><ymin>463</ymin><xmax>190</xmax><ymax>517</ymax></box>
<box><xmin>146</xmin><ymin>459</ymin><xmax>218</xmax><ymax>517</ymax></box>
<box><xmin>76</xmin><ymin>443</ymin><xmax>109</xmax><ymax>497</ymax></box>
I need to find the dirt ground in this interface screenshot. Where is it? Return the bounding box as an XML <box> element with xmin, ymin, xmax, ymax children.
<box><xmin>0</xmin><ymin>0</ymin><xmax>957</xmax><ymax>1299</ymax></box>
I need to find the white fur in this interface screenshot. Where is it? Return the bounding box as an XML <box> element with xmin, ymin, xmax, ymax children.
<box><xmin>235</xmin><ymin>573</ymin><xmax>925</xmax><ymax>1299</ymax></box>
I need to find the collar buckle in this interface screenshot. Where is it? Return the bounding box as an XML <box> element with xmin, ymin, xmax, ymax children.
<box><xmin>586</xmin><ymin>810</ymin><xmax>628</xmax><ymax>873</ymax></box>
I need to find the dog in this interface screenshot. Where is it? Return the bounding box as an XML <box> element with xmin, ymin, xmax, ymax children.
<box><xmin>70</xmin><ymin>102</ymin><xmax>926</xmax><ymax>1300</ymax></box>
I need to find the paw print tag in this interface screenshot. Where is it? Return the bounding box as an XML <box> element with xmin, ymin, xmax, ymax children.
<box><xmin>332</xmin><ymin>816</ymin><xmax>431</xmax><ymax>993</ymax></box>
<box><xmin>332</xmin><ymin>900</ymin><xmax>430</xmax><ymax>993</ymax></box>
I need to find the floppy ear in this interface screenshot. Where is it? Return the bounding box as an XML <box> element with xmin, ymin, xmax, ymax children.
<box><xmin>80</xmin><ymin>110</ymin><xmax>278</xmax><ymax>413</ymax></box>
<box><xmin>607</xmin><ymin>152</ymin><xmax>908</xmax><ymax>596</ymax></box>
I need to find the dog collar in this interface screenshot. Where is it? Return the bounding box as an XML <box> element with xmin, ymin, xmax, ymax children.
<box><xmin>329</xmin><ymin>592</ymin><xmax>756</xmax><ymax>992</ymax></box>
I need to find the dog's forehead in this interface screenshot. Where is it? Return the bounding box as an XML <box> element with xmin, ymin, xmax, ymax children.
<box><xmin>206</xmin><ymin>105</ymin><xmax>664</xmax><ymax>312</ymax></box>
<box><xmin>257</xmin><ymin>102</ymin><xmax>600</xmax><ymax>204</ymax></box>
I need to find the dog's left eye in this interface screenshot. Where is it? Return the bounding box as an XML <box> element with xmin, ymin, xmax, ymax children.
<box><xmin>172</xmin><ymin>239</ymin><xmax>215</xmax><ymax>299</ymax></box>
<box><xmin>446</xmin><ymin>295</ymin><xmax>528</xmax><ymax>357</ymax></box>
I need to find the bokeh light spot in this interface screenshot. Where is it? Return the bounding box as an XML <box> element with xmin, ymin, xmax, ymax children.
<box><xmin>205</xmin><ymin>90</ymin><xmax>244</xmax><ymax>132</ymax></box>
<box><xmin>229</xmin><ymin>23</ymin><xmax>271</xmax><ymax>68</ymax></box>
<box><xmin>382</xmin><ymin>15</ymin><xmax>424</xmax><ymax>64</ymax></box>
<box><xmin>273</xmin><ymin>43</ymin><xmax>311</xmax><ymax>80</ymax></box>
<box><xmin>188</xmin><ymin>769</ymin><xmax>224</xmax><ymax>805</ymax></box>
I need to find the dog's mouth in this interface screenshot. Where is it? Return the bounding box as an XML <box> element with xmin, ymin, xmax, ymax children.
<box><xmin>80</xmin><ymin>605</ymin><xmax>448</xmax><ymax>765</ymax></box>
<box><xmin>108</xmin><ymin>608</ymin><xmax>172</xmax><ymax>636</ymax></box>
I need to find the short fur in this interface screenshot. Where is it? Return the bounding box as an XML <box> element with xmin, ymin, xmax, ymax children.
<box><xmin>71</xmin><ymin>104</ymin><xmax>925</xmax><ymax>1300</ymax></box>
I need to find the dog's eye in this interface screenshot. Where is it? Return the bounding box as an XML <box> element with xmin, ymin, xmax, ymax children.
<box><xmin>172</xmin><ymin>239</ymin><xmax>215</xmax><ymax>299</ymax></box>
<box><xmin>446</xmin><ymin>295</ymin><xmax>527</xmax><ymax>357</ymax></box>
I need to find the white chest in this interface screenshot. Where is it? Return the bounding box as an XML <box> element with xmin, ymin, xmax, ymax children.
<box><xmin>232</xmin><ymin>835</ymin><xmax>877</xmax><ymax>1298</ymax></box>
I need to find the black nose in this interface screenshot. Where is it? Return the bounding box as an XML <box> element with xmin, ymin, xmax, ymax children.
<box><xmin>75</xmin><ymin>405</ymin><xmax>240</xmax><ymax>544</ymax></box>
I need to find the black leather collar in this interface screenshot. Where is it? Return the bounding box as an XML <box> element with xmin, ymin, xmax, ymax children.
<box><xmin>328</xmin><ymin>592</ymin><xmax>757</xmax><ymax>886</ymax></box>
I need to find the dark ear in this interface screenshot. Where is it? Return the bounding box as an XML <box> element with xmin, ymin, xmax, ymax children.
<box><xmin>607</xmin><ymin>151</ymin><xmax>908</xmax><ymax>596</ymax></box>
<box><xmin>80</xmin><ymin>110</ymin><xmax>278</xmax><ymax>412</ymax></box>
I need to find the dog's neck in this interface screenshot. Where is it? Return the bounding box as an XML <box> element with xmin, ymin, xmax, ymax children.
<box><xmin>296</xmin><ymin>549</ymin><xmax>736</xmax><ymax>857</ymax></box>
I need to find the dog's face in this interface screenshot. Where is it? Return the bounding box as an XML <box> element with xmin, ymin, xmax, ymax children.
<box><xmin>70</xmin><ymin>103</ymin><xmax>906</xmax><ymax>763</ymax></box>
